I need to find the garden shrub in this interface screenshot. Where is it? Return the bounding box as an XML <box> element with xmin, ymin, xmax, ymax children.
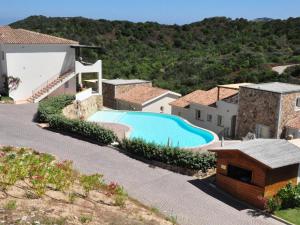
<box><xmin>267</xmin><ymin>182</ymin><xmax>300</xmax><ymax>212</ymax></box>
<box><xmin>48</xmin><ymin>115</ymin><xmax>117</xmax><ymax>145</ymax></box>
<box><xmin>37</xmin><ymin>95</ymin><xmax>117</xmax><ymax>145</ymax></box>
<box><xmin>276</xmin><ymin>183</ymin><xmax>300</xmax><ymax>209</ymax></box>
<box><xmin>37</xmin><ymin>95</ymin><xmax>75</xmax><ymax>122</ymax></box>
<box><xmin>79</xmin><ymin>173</ymin><xmax>104</xmax><ymax>197</ymax></box>
<box><xmin>119</xmin><ymin>138</ymin><xmax>216</xmax><ymax>172</ymax></box>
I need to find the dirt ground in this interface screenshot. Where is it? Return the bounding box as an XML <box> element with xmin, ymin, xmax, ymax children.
<box><xmin>0</xmin><ymin>181</ymin><xmax>174</xmax><ymax>225</ymax></box>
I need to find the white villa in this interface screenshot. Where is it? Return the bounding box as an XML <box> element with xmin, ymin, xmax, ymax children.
<box><xmin>170</xmin><ymin>83</ymin><xmax>251</xmax><ymax>138</ymax></box>
<box><xmin>0</xmin><ymin>26</ymin><xmax>102</xmax><ymax>103</ymax></box>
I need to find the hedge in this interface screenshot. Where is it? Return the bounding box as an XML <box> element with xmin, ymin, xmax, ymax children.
<box><xmin>267</xmin><ymin>183</ymin><xmax>300</xmax><ymax>212</ymax></box>
<box><xmin>37</xmin><ymin>95</ymin><xmax>117</xmax><ymax>145</ymax></box>
<box><xmin>120</xmin><ymin>138</ymin><xmax>216</xmax><ymax>172</ymax></box>
<box><xmin>37</xmin><ymin>95</ymin><xmax>75</xmax><ymax>122</ymax></box>
<box><xmin>48</xmin><ymin>115</ymin><xmax>117</xmax><ymax>145</ymax></box>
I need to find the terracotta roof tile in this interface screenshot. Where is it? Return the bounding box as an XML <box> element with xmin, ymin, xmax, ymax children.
<box><xmin>0</xmin><ymin>26</ymin><xmax>78</xmax><ymax>44</ymax></box>
<box><xmin>170</xmin><ymin>87</ymin><xmax>238</xmax><ymax>107</ymax></box>
<box><xmin>115</xmin><ymin>86</ymin><xmax>170</xmax><ymax>105</ymax></box>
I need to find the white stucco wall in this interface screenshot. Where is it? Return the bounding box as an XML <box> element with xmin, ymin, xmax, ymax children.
<box><xmin>171</xmin><ymin>100</ymin><xmax>238</xmax><ymax>137</ymax></box>
<box><xmin>142</xmin><ymin>93</ymin><xmax>180</xmax><ymax>114</ymax></box>
<box><xmin>48</xmin><ymin>76</ymin><xmax>77</xmax><ymax>97</ymax></box>
<box><xmin>2</xmin><ymin>44</ymin><xmax>75</xmax><ymax>101</ymax></box>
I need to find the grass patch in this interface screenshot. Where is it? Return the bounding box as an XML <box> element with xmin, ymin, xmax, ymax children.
<box><xmin>3</xmin><ymin>200</ymin><xmax>17</xmax><ymax>210</ymax></box>
<box><xmin>0</xmin><ymin>96</ymin><xmax>13</xmax><ymax>103</ymax></box>
<box><xmin>41</xmin><ymin>217</ymin><xmax>68</xmax><ymax>225</ymax></box>
<box><xmin>275</xmin><ymin>208</ymin><xmax>300</xmax><ymax>225</ymax></box>
<box><xmin>79</xmin><ymin>214</ymin><xmax>93</xmax><ymax>224</ymax></box>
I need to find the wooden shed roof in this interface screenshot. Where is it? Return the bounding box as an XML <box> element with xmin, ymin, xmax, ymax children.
<box><xmin>210</xmin><ymin>139</ymin><xmax>300</xmax><ymax>169</ymax></box>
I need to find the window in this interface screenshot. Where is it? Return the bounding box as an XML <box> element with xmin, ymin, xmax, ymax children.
<box><xmin>217</xmin><ymin>115</ymin><xmax>223</xmax><ymax>126</ymax></box>
<box><xmin>255</xmin><ymin>124</ymin><xmax>271</xmax><ymax>138</ymax></box>
<box><xmin>195</xmin><ymin>110</ymin><xmax>201</xmax><ymax>120</ymax></box>
<box><xmin>227</xmin><ymin>164</ymin><xmax>252</xmax><ymax>184</ymax></box>
<box><xmin>64</xmin><ymin>81</ymin><xmax>69</xmax><ymax>88</ymax></box>
<box><xmin>160</xmin><ymin>106</ymin><xmax>164</xmax><ymax>113</ymax></box>
<box><xmin>296</xmin><ymin>98</ymin><xmax>300</xmax><ymax>108</ymax></box>
<box><xmin>207</xmin><ymin>114</ymin><xmax>212</xmax><ymax>122</ymax></box>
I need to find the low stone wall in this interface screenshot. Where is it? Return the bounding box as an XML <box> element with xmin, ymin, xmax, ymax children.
<box><xmin>63</xmin><ymin>94</ymin><xmax>103</xmax><ymax>120</ymax></box>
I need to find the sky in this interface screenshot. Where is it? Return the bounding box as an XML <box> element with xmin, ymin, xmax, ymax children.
<box><xmin>0</xmin><ymin>0</ymin><xmax>299</xmax><ymax>25</ymax></box>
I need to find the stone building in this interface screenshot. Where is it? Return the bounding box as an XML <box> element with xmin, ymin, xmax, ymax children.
<box><xmin>101</xmin><ymin>79</ymin><xmax>151</xmax><ymax>108</ymax></box>
<box><xmin>115</xmin><ymin>85</ymin><xmax>181</xmax><ymax>114</ymax></box>
<box><xmin>236</xmin><ymin>82</ymin><xmax>300</xmax><ymax>139</ymax></box>
<box><xmin>170</xmin><ymin>83</ymin><xmax>251</xmax><ymax>138</ymax></box>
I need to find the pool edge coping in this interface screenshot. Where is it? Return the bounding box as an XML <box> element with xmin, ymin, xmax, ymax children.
<box><xmin>89</xmin><ymin>109</ymin><xmax>220</xmax><ymax>150</ymax></box>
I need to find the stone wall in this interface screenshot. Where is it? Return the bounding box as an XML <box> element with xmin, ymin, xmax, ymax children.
<box><xmin>236</xmin><ymin>87</ymin><xmax>280</xmax><ymax>138</ymax></box>
<box><xmin>102</xmin><ymin>82</ymin><xmax>152</xmax><ymax>109</ymax></box>
<box><xmin>63</xmin><ymin>94</ymin><xmax>103</xmax><ymax>120</ymax></box>
<box><xmin>279</xmin><ymin>92</ymin><xmax>300</xmax><ymax>138</ymax></box>
<box><xmin>102</xmin><ymin>83</ymin><xmax>115</xmax><ymax>108</ymax></box>
<box><xmin>115</xmin><ymin>99</ymin><xmax>142</xmax><ymax>111</ymax></box>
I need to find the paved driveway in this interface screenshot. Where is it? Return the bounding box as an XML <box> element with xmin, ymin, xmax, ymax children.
<box><xmin>0</xmin><ymin>104</ymin><xmax>282</xmax><ymax>225</ymax></box>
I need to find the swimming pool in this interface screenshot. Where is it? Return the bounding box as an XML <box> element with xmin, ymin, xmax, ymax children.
<box><xmin>88</xmin><ymin>111</ymin><xmax>217</xmax><ymax>148</ymax></box>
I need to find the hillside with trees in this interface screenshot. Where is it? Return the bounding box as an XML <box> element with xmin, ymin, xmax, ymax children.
<box><xmin>11</xmin><ymin>16</ymin><xmax>300</xmax><ymax>94</ymax></box>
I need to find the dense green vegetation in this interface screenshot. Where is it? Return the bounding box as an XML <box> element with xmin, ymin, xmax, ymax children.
<box><xmin>267</xmin><ymin>183</ymin><xmax>300</xmax><ymax>212</ymax></box>
<box><xmin>11</xmin><ymin>16</ymin><xmax>300</xmax><ymax>94</ymax></box>
<box><xmin>120</xmin><ymin>138</ymin><xmax>216</xmax><ymax>171</ymax></box>
<box><xmin>37</xmin><ymin>95</ymin><xmax>75</xmax><ymax>122</ymax></box>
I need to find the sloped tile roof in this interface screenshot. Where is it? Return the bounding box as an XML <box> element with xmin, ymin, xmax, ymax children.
<box><xmin>0</xmin><ymin>26</ymin><xmax>78</xmax><ymax>44</ymax></box>
<box><xmin>115</xmin><ymin>86</ymin><xmax>171</xmax><ymax>105</ymax></box>
<box><xmin>170</xmin><ymin>87</ymin><xmax>238</xmax><ymax>107</ymax></box>
<box><xmin>210</xmin><ymin>139</ymin><xmax>300</xmax><ymax>169</ymax></box>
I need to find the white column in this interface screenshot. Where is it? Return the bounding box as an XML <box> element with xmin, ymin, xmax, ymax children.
<box><xmin>97</xmin><ymin>72</ymin><xmax>102</xmax><ymax>95</ymax></box>
<box><xmin>78</xmin><ymin>73</ymin><xmax>82</xmax><ymax>86</ymax></box>
<box><xmin>97</xmin><ymin>60</ymin><xmax>102</xmax><ymax>95</ymax></box>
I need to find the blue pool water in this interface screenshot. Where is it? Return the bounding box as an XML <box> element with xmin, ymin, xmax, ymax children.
<box><xmin>88</xmin><ymin>111</ymin><xmax>216</xmax><ymax>148</ymax></box>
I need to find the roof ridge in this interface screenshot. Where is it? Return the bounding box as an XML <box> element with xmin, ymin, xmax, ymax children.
<box><xmin>0</xmin><ymin>26</ymin><xmax>78</xmax><ymax>44</ymax></box>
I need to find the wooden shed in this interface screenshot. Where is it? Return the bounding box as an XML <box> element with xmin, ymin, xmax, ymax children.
<box><xmin>209</xmin><ymin>139</ymin><xmax>300</xmax><ymax>209</ymax></box>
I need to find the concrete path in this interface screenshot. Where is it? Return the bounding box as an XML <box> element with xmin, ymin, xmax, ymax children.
<box><xmin>0</xmin><ymin>104</ymin><xmax>282</xmax><ymax>225</ymax></box>
<box><xmin>272</xmin><ymin>64</ymin><xmax>299</xmax><ymax>74</ymax></box>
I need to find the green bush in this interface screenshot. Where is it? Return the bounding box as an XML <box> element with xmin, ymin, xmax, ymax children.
<box><xmin>276</xmin><ymin>183</ymin><xmax>300</xmax><ymax>209</ymax></box>
<box><xmin>48</xmin><ymin>115</ymin><xmax>117</xmax><ymax>145</ymax></box>
<box><xmin>119</xmin><ymin>138</ymin><xmax>216</xmax><ymax>172</ymax></box>
<box><xmin>267</xmin><ymin>183</ymin><xmax>300</xmax><ymax>212</ymax></box>
<box><xmin>37</xmin><ymin>95</ymin><xmax>75</xmax><ymax>122</ymax></box>
<box><xmin>37</xmin><ymin>95</ymin><xmax>117</xmax><ymax>145</ymax></box>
